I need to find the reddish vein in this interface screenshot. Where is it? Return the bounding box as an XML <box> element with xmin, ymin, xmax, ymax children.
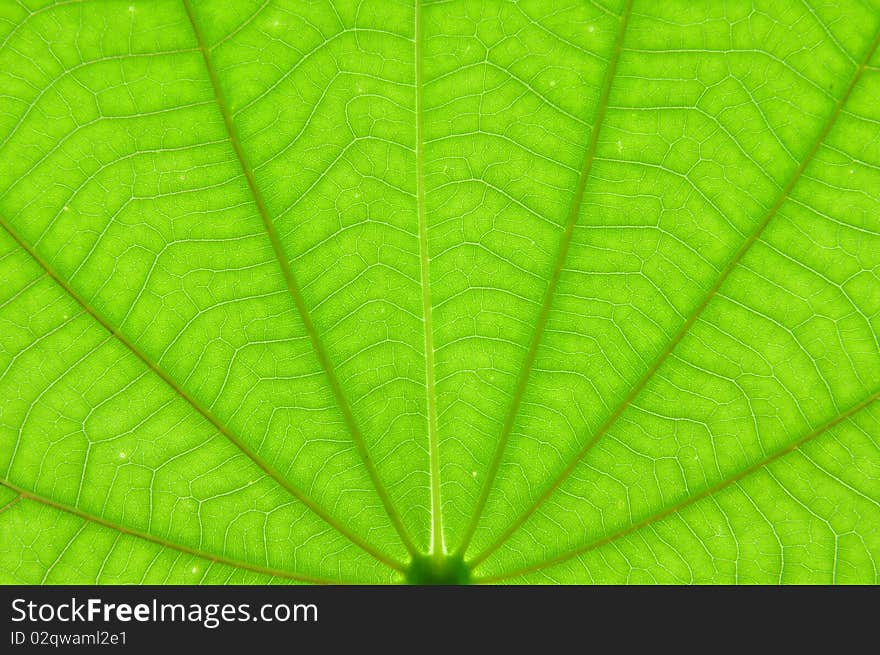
<box><xmin>455</xmin><ymin>0</ymin><xmax>635</xmax><ymax>558</ymax></box>
<box><xmin>468</xmin><ymin>24</ymin><xmax>880</xmax><ymax>569</ymax></box>
<box><xmin>475</xmin><ymin>389</ymin><xmax>880</xmax><ymax>582</ymax></box>
<box><xmin>181</xmin><ymin>0</ymin><xmax>417</xmax><ymax>556</ymax></box>
<box><xmin>0</xmin><ymin>213</ymin><xmax>403</xmax><ymax>573</ymax></box>
<box><xmin>0</xmin><ymin>479</ymin><xmax>348</xmax><ymax>584</ymax></box>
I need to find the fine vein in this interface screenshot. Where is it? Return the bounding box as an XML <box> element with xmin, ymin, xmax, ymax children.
<box><xmin>0</xmin><ymin>479</ymin><xmax>346</xmax><ymax>584</ymax></box>
<box><xmin>181</xmin><ymin>0</ymin><xmax>417</xmax><ymax>557</ymax></box>
<box><xmin>475</xmin><ymin>389</ymin><xmax>880</xmax><ymax>582</ymax></box>
<box><xmin>469</xmin><ymin>23</ymin><xmax>880</xmax><ymax>568</ymax></box>
<box><xmin>456</xmin><ymin>0</ymin><xmax>635</xmax><ymax>557</ymax></box>
<box><xmin>0</xmin><ymin>214</ymin><xmax>402</xmax><ymax>573</ymax></box>
<box><xmin>414</xmin><ymin>0</ymin><xmax>444</xmax><ymax>558</ymax></box>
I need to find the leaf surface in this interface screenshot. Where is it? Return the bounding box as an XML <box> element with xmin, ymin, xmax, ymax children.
<box><xmin>1</xmin><ymin>0</ymin><xmax>878</xmax><ymax>584</ymax></box>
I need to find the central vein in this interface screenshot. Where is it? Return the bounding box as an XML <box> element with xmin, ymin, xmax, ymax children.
<box><xmin>414</xmin><ymin>0</ymin><xmax>443</xmax><ymax>559</ymax></box>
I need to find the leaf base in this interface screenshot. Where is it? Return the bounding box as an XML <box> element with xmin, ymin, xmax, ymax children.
<box><xmin>405</xmin><ymin>554</ymin><xmax>470</xmax><ymax>585</ymax></box>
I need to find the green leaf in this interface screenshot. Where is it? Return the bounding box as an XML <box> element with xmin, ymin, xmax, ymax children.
<box><xmin>1</xmin><ymin>0</ymin><xmax>878</xmax><ymax>585</ymax></box>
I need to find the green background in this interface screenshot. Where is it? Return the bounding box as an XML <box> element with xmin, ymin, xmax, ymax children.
<box><xmin>1</xmin><ymin>0</ymin><xmax>878</xmax><ymax>584</ymax></box>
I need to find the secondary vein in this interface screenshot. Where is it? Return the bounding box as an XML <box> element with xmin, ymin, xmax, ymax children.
<box><xmin>0</xmin><ymin>213</ymin><xmax>403</xmax><ymax>572</ymax></box>
<box><xmin>414</xmin><ymin>0</ymin><xmax>444</xmax><ymax>559</ymax></box>
<box><xmin>0</xmin><ymin>479</ymin><xmax>347</xmax><ymax>584</ymax></box>
<box><xmin>468</xmin><ymin>22</ymin><xmax>880</xmax><ymax>568</ymax></box>
<box><xmin>455</xmin><ymin>0</ymin><xmax>635</xmax><ymax>558</ymax></box>
<box><xmin>475</xmin><ymin>388</ymin><xmax>880</xmax><ymax>582</ymax></box>
<box><xmin>181</xmin><ymin>0</ymin><xmax>417</xmax><ymax>557</ymax></box>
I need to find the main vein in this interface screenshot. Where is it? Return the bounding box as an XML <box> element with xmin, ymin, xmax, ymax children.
<box><xmin>468</xmin><ymin>23</ymin><xmax>880</xmax><ymax>568</ymax></box>
<box><xmin>0</xmin><ymin>479</ymin><xmax>345</xmax><ymax>584</ymax></box>
<box><xmin>0</xmin><ymin>214</ymin><xmax>402</xmax><ymax>573</ymax></box>
<box><xmin>475</xmin><ymin>388</ymin><xmax>880</xmax><ymax>583</ymax></box>
<box><xmin>181</xmin><ymin>0</ymin><xmax>417</xmax><ymax>557</ymax></box>
<box><xmin>414</xmin><ymin>0</ymin><xmax>443</xmax><ymax>558</ymax></box>
<box><xmin>455</xmin><ymin>0</ymin><xmax>635</xmax><ymax>558</ymax></box>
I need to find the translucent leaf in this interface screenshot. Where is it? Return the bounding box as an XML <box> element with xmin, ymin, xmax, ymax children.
<box><xmin>1</xmin><ymin>0</ymin><xmax>878</xmax><ymax>584</ymax></box>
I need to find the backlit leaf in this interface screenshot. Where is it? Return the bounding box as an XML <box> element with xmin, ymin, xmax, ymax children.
<box><xmin>1</xmin><ymin>0</ymin><xmax>878</xmax><ymax>584</ymax></box>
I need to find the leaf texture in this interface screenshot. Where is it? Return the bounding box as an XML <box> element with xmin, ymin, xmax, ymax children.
<box><xmin>0</xmin><ymin>0</ymin><xmax>878</xmax><ymax>584</ymax></box>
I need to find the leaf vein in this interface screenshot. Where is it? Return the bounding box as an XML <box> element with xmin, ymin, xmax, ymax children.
<box><xmin>181</xmin><ymin>0</ymin><xmax>417</xmax><ymax>557</ymax></box>
<box><xmin>0</xmin><ymin>479</ymin><xmax>348</xmax><ymax>584</ymax></box>
<box><xmin>457</xmin><ymin>0</ymin><xmax>635</xmax><ymax>558</ymax></box>
<box><xmin>468</xmin><ymin>22</ymin><xmax>880</xmax><ymax>567</ymax></box>
<box><xmin>477</xmin><ymin>388</ymin><xmax>880</xmax><ymax>582</ymax></box>
<box><xmin>0</xmin><ymin>212</ymin><xmax>404</xmax><ymax>573</ymax></box>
